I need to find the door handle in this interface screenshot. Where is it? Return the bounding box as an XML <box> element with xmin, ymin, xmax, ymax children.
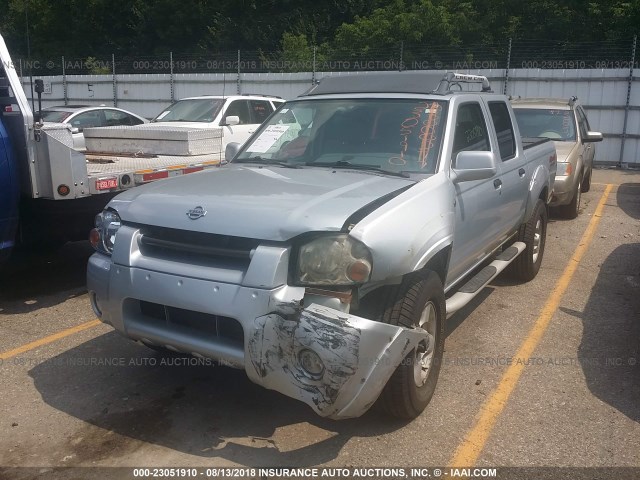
<box><xmin>494</xmin><ymin>179</ymin><xmax>502</xmax><ymax>189</ymax></box>
<box><xmin>518</xmin><ymin>168</ymin><xmax>526</xmax><ymax>177</ymax></box>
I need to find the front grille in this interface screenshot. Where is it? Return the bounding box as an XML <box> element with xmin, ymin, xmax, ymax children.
<box><xmin>136</xmin><ymin>225</ymin><xmax>260</xmax><ymax>266</ymax></box>
<box><xmin>139</xmin><ymin>300</ymin><xmax>244</xmax><ymax>346</ymax></box>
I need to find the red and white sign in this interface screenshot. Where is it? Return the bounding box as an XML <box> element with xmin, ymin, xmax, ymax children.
<box><xmin>95</xmin><ymin>178</ymin><xmax>118</xmax><ymax>190</ymax></box>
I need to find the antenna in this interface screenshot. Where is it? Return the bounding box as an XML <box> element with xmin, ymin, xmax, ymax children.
<box><xmin>25</xmin><ymin>0</ymin><xmax>35</xmax><ymax>116</ymax></box>
<box><xmin>218</xmin><ymin>66</ymin><xmax>226</xmax><ymax>167</ymax></box>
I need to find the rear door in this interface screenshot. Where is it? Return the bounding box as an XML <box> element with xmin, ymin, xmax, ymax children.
<box><xmin>487</xmin><ymin>100</ymin><xmax>528</xmax><ymax>238</ymax></box>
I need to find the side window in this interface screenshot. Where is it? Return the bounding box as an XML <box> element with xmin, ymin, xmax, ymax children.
<box><xmin>104</xmin><ymin>109</ymin><xmax>132</xmax><ymax>126</ymax></box>
<box><xmin>128</xmin><ymin>114</ymin><xmax>145</xmax><ymax>126</ymax></box>
<box><xmin>70</xmin><ymin>111</ymin><xmax>104</xmax><ymax>131</ymax></box>
<box><xmin>576</xmin><ymin>106</ymin><xmax>590</xmax><ymax>135</ymax></box>
<box><xmin>488</xmin><ymin>101</ymin><xmax>516</xmax><ymax>160</ymax></box>
<box><xmin>452</xmin><ymin>103</ymin><xmax>490</xmax><ymax>162</ymax></box>
<box><xmin>249</xmin><ymin>100</ymin><xmax>273</xmax><ymax>124</ymax></box>
<box><xmin>223</xmin><ymin>100</ymin><xmax>251</xmax><ymax>125</ymax></box>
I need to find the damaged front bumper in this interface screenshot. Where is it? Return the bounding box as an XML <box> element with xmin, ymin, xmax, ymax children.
<box><xmin>248</xmin><ymin>305</ymin><xmax>428</xmax><ymax>419</ymax></box>
<box><xmin>87</xmin><ymin>253</ymin><xmax>427</xmax><ymax>419</ymax></box>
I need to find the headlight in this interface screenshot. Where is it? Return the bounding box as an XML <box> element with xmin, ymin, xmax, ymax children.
<box><xmin>90</xmin><ymin>209</ymin><xmax>121</xmax><ymax>255</ymax></box>
<box><xmin>295</xmin><ymin>234</ymin><xmax>372</xmax><ymax>286</ymax></box>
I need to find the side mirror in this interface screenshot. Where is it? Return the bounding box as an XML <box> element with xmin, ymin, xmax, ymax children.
<box><xmin>223</xmin><ymin>115</ymin><xmax>240</xmax><ymax>126</ymax></box>
<box><xmin>71</xmin><ymin>127</ymin><xmax>81</xmax><ymax>134</ymax></box>
<box><xmin>225</xmin><ymin>142</ymin><xmax>241</xmax><ymax>162</ymax></box>
<box><xmin>583</xmin><ymin>131</ymin><xmax>603</xmax><ymax>143</ymax></box>
<box><xmin>452</xmin><ymin>151</ymin><xmax>497</xmax><ymax>183</ymax></box>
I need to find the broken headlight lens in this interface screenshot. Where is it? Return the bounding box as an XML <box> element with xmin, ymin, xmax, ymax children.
<box><xmin>295</xmin><ymin>234</ymin><xmax>372</xmax><ymax>286</ymax></box>
<box><xmin>90</xmin><ymin>208</ymin><xmax>121</xmax><ymax>255</ymax></box>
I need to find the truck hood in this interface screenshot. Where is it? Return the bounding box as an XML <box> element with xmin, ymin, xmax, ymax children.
<box><xmin>110</xmin><ymin>165</ymin><xmax>416</xmax><ymax>241</ymax></box>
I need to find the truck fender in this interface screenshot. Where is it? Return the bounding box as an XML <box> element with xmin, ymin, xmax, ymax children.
<box><xmin>524</xmin><ymin>164</ymin><xmax>551</xmax><ymax>222</ymax></box>
<box><xmin>412</xmin><ymin>234</ymin><xmax>453</xmax><ymax>275</ymax></box>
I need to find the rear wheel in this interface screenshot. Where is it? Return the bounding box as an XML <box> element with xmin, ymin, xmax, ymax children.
<box><xmin>378</xmin><ymin>271</ymin><xmax>446</xmax><ymax>419</ymax></box>
<box><xmin>510</xmin><ymin>199</ymin><xmax>547</xmax><ymax>281</ymax></box>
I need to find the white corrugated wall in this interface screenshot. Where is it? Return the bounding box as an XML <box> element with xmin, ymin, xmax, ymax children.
<box><xmin>22</xmin><ymin>69</ymin><xmax>639</xmax><ymax>165</ymax></box>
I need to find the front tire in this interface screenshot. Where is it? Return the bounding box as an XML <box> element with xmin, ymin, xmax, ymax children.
<box><xmin>581</xmin><ymin>167</ymin><xmax>592</xmax><ymax>193</ymax></box>
<box><xmin>378</xmin><ymin>271</ymin><xmax>446</xmax><ymax>419</ymax></box>
<box><xmin>510</xmin><ymin>199</ymin><xmax>547</xmax><ymax>281</ymax></box>
<box><xmin>557</xmin><ymin>176</ymin><xmax>581</xmax><ymax>219</ymax></box>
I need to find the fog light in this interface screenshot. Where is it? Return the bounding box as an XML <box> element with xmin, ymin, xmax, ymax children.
<box><xmin>298</xmin><ymin>348</ymin><xmax>325</xmax><ymax>378</ymax></box>
<box><xmin>90</xmin><ymin>291</ymin><xmax>102</xmax><ymax>317</ymax></box>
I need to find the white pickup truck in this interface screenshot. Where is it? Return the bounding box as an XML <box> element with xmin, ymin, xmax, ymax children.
<box><xmin>87</xmin><ymin>72</ymin><xmax>556</xmax><ymax>420</ymax></box>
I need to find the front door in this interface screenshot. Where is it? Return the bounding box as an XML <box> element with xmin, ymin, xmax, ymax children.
<box><xmin>447</xmin><ymin>101</ymin><xmax>505</xmax><ymax>287</ymax></box>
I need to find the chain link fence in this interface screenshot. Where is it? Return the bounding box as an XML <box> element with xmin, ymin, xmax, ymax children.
<box><xmin>13</xmin><ymin>38</ymin><xmax>639</xmax><ymax>76</ymax></box>
<box><xmin>15</xmin><ymin>38</ymin><xmax>639</xmax><ymax>166</ymax></box>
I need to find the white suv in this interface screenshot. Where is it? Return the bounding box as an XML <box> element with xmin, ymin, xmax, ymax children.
<box><xmin>151</xmin><ymin>94</ymin><xmax>285</xmax><ymax>148</ymax></box>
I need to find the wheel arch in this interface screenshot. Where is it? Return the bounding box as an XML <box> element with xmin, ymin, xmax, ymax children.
<box><xmin>417</xmin><ymin>243</ymin><xmax>452</xmax><ymax>286</ymax></box>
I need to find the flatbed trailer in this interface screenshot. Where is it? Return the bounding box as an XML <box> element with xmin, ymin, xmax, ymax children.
<box><xmin>0</xmin><ymin>33</ymin><xmax>222</xmax><ymax>261</ymax></box>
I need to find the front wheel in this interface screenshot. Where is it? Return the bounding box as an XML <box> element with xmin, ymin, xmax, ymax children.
<box><xmin>557</xmin><ymin>177</ymin><xmax>581</xmax><ymax>219</ymax></box>
<box><xmin>509</xmin><ymin>199</ymin><xmax>547</xmax><ymax>281</ymax></box>
<box><xmin>581</xmin><ymin>167</ymin><xmax>592</xmax><ymax>193</ymax></box>
<box><xmin>378</xmin><ymin>271</ymin><xmax>446</xmax><ymax>419</ymax></box>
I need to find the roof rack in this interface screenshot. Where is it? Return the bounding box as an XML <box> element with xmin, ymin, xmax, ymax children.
<box><xmin>300</xmin><ymin>72</ymin><xmax>494</xmax><ymax>97</ymax></box>
<box><xmin>435</xmin><ymin>73</ymin><xmax>492</xmax><ymax>94</ymax></box>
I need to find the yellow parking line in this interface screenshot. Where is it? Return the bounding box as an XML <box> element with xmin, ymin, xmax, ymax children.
<box><xmin>0</xmin><ymin>320</ymin><xmax>102</xmax><ymax>360</ymax></box>
<box><xmin>448</xmin><ymin>184</ymin><xmax>613</xmax><ymax>468</ymax></box>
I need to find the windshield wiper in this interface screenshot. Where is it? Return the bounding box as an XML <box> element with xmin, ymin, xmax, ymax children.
<box><xmin>234</xmin><ymin>156</ymin><xmax>301</xmax><ymax>169</ymax></box>
<box><xmin>306</xmin><ymin>159</ymin><xmax>409</xmax><ymax>178</ymax></box>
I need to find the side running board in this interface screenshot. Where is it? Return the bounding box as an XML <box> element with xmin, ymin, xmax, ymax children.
<box><xmin>446</xmin><ymin>242</ymin><xmax>526</xmax><ymax>318</ymax></box>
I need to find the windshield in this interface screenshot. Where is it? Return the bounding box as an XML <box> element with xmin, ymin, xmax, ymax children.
<box><xmin>513</xmin><ymin>108</ymin><xmax>576</xmax><ymax>141</ymax></box>
<box><xmin>236</xmin><ymin>98</ymin><xmax>448</xmax><ymax>175</ymax></box>
<box><xmin>152</xmin><ymin>98</ymin><xmax>224</xmax><ymax>123</ymax></box>
<box><xmin>40</xmin><ymin>110</ymin><xmax>72</xmax><ymax>122</ymax></box>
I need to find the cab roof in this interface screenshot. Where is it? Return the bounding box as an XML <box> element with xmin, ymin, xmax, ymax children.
<box><xmin>510</xmin><ymin>97</ymin><xmax>577</xmax><ymax>110</ymax></box>
<box><xmin>300</xmin><ymin>72</ymin><xmax>493</xmax><ymax>97</ymax></box>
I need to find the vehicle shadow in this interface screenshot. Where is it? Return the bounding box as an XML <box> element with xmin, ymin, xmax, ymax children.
<box><xmin>28</xmin><ymin>332</ymin><xmax>408</xmax><ymax>466</ymax></box>
<box><xmin>573</xmin><ymin>241</ymin><xmax>640</xmax><ymax>423</ymax></box>
<box><xmin>0</xmin><ymin>241</ymin><xmax>92</xmax><ymax>313</ymax></box>
<box><xmin>617</xmin><ymin>183</ymin><xmax>640</xmax><ymax>220</ymax></box>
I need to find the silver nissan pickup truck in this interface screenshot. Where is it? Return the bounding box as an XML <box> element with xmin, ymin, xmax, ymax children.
<box><xmin>87</xmin><ymin>73</ymin><xmax>556</xmax><ymax>420</ymax></box>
